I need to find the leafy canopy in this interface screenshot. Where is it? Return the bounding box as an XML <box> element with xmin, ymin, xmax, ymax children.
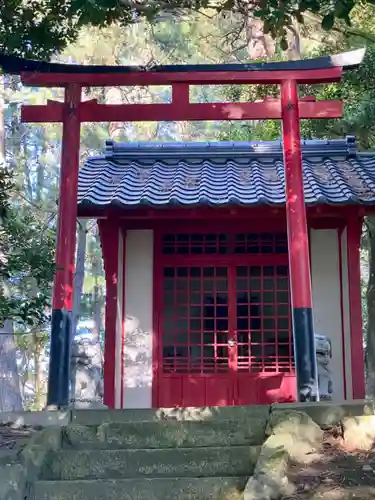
<box><xmin>0</xmin><ymin>0</ymin><xmax>369</xmax><ymax>60</ymax></box>
<box><xmin>0</xmin><ymin>209</ymin><xmax>55</xmax><ymax>328</ymax></box>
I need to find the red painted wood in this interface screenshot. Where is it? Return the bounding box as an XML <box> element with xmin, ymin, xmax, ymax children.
<box><xmin>78</xmin><ymin>99</ymin><xmax>342</xmax><ymax>122</ymax></box>
<box><xmin>172</xmin><ymin>83</ymin><xmax>189</xmax><ymax>106</ymax></box>
<box><xmin>281</xmin><ymin>79</ymin><xmax>313</xmax><ymax>310</ymax></box>
<box><xmin>235</xmin><ymin>375</ymin><xmax>259</xmax><ymax>405</ymax></box>
<box><xmin>21</xmin><ymin>99</ymin><xmax>343</xmax><ymax>123</ymax></box>
<box><xmin>77</xmin><ymin>205</ymin><xmax>362</xmax><ymax>222</ymax></box>
<box><xmin>257</xmin><ymin>374</ymin><xmax>297</xmax><ymax>403</ymax></box>
<box><xmin>98</xmin><ymin>219</ymin><xmax>120</xmax><ymax>408</ymax></box>
<box><xmin>20</xmin><ymin>67</ymin><xmax>342</xmax><ymax>87</ymax></box>
<box><xmin>182</xmin><ymin>377</ymin><xmax>207</xmax><ymax>407</ymax></box>
<box><xmin>155</xmin><ymin>229</ymin><xmax>294</xmax><ymax>407</ymax></box>
<box><xmin>161</xmin><ymin>376</ymin><xmax>182</xmax><ymax>408</ymax></box>
<box><xmin>309</xmin><ymin>218</ymin><xmax>346</xmax><ymax>230</ymax></box>
<box><xmin>52</xmin><ymin>84</ymin><xmax>81</xmax><ymax>311</ymax></box>
<box><xmin>205</xmin><ymin>376</ymin><xmax>234</xmax><ymax>406</ymax></box>
<box><xmin>347</xmin><ymin>217</ymin><xmax>365</xmax><ymax>399</ymax></box>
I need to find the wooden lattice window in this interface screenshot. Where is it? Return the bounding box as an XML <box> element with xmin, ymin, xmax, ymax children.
<box><xmin>160</xmin><ymin>238</ymin><xmax>294</xmax><ymax>375</ymax></box>
<box><xmin>162</xmin><ymin>232</ymin><xmax>288</xmax><ymax>255</ymax></box>
<box><xmin>235</xmin><ymin>264</ymin><xmax>293</xmax><ymax>373</ymax></box>
<box><xmin>162</xmin><ymin>266</ymin><xmax>229</xmax><ymax>374</ymax></box>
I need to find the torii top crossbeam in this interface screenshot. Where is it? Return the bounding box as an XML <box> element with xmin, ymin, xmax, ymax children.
<box><xmin>0</xmin><ymin>48</ymin><xmax>366</xmax><ymax>409</ymax></box>
<box><xmin>0</xmin><ymin>48</ymin><xmax>365</xmax><ymax>86</ymax></box>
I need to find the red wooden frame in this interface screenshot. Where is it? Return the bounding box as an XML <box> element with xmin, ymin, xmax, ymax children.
<box><xmin>78</xmin><ymin>205</ymin><xmax>364</xmax><ymax>222</ymax></box>
<box><xmin>149</xmin><ymin>217</ymin><xmax>363</xmax><ymax>405</ymax></box>
<box><xmin>22</xmin><ymin>97</ymin><xmax>342</xmax><ymax>123</ymax></box>
<box><xmin>20</xmin><ymin>66</ymin><xmax>343</xmax><ymax>87</ymax></box>
<box><xmin>52</xmin><ymin>84</ymin><xmax>81</xmax><ymax>312</ymax></box>
<box><xmin>98</xmin><ymin>219</ymin><xmax>120</xmax><ymax>408</ymax></box>
<box><xmin>152</xmin><ymin>223</ymin><xmax>296</xmax><ymax>407</ymax></box>
<box><xmin>99</xmin><ymin>212</ymin><xmax>363</xmax><ymax>407</ymax></box>
<box><xmin>282</xmin><ymin>79</ymin><xmax>312</xmax><ymax>311</ymax></box>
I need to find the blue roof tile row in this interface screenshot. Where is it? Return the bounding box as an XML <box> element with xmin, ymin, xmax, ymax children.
<box><xmin>77</xmin><ymin>137</ymin><xmax>375</xmax><ymax>208</ymax></box>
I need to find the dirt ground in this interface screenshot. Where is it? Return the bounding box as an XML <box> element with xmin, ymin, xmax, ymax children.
<box><xmin>283</xmin><ymin>426</ymin><xmax>375</xmax><ymax>500</ymax></box>
<box><xmin>0</xmin><ymin>423</ymin><xmax>38</xmax><ymax>450</ymax></box>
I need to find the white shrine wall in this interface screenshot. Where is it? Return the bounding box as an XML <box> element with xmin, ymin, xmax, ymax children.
<box><xmin>310</xmin><ymin>228</ymin><xmax>352</xmax><ymax>402</ymax></box>
<box><xmin>122</xmin><ymin>229</ymin><xmax>154</xmax><ymax>409</ymax></box>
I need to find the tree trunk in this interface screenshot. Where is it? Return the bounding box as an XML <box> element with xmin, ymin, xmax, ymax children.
<box><xmin>32</xmin><ymin>330</ymin><xmax>43</xmax><ymax>410</ymax></box>
<box><xmin>0</xmin><ymin>321</ymin><xmax>23</xmax><ymax>411</ymax></box>
<box><xmin>93</xmin><ymin>275</ymin><xmax>103</xmax><ymax>335</ymax></box>
<box><xmin>70</xmin><ymin>219</ymin><xmax>87</xmax><ymax>401</ymax></box>
<box><xmin>0</xmin><ymin>76</ymin><xmax>4</xmax><ymax>167</ymax></box>
<box><xmin>0</xmin><ymin>75</ymin><xmax>23</xmax><ymax>411</ymax></box>
<box><xmin>366</xmin><ymin>217</ymin><xmax>375</xmax><ymax>397</ymax></box>
<box><xmin>93</xmin><ymin>276</ymin><xmax>104</xmax><ymax>398</ymax></box>
<box><xmin>246</xmin><ymin>14</ymin><xmax>275</xmax><ymax>59</ymax></box>
<box><xmin>287</xmin><ymin>20</ymin><xmax>301</xmax><ymax>61</ymax></box>
<box><xmin>71</xmin><ymin>220</ymin><xmax>87</xmax><ymax>342</ymax></box>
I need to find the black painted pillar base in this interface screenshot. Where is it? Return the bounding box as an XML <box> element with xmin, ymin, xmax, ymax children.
<box><xmin>47</xmin><ymin>309</ymin><xmax>72</xmax><ymax>407</ymax></box>
<box><xmin>293</xmin><ymin>307</ymin><xmax>318</xmax><ymax>402</ymax></box>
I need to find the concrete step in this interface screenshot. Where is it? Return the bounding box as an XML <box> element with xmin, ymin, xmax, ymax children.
<box><xmin>63</xmin><ymin>419</ymin><xmax>266</xmax><ymax>449</ymax></box>
<box><xmin>71</xmin><ymin>405</ymin><xmax>269</xmax><ymax>425</ymax></box>
<box><xmin>40</xmin><ymin>445</ymin><xmax>260</xmax><ymax>480</ymax></box>
<box><xmin>33</xmin><ymin>477</ymin><xmax>247</xmax><ymax>500</ymax></box>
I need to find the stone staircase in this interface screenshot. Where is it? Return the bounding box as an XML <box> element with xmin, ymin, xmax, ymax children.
<box><xmin>32</xmin><ymin>406</ymin><xmax>268</xmax><ymax>500</ymax></box>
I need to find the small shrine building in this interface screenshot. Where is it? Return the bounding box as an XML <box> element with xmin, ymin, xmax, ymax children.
<box><xmin>77</xmin><ymin>136</ymin><xmax>373</xmax><ymax>410</ymax></box>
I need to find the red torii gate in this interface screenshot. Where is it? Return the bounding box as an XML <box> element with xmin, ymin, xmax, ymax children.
<box><xmin>0</xmin><ymin>48</ymin><xmax>365</xmax><ymax>407</ymax></box>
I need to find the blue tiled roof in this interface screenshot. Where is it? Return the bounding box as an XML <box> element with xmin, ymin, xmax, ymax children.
<box><xmin>77</xmin><ymin>137</ymin><xmax>375</xmax><ymax>208</ymax></box>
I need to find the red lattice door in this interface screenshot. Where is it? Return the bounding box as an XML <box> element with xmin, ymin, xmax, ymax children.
<box><xmin>156</xmin><ymin>232</ymin><xmax>296</xmax><ymax>407</ymax></box>
<box><xmin>234</xmin><ymin>263</ymin><xmax>296</xmax><ymax>405</ymax></box>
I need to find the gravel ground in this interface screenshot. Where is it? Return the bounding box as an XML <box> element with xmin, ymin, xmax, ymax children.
<box><xmin>283</xmin><ymin>427</ymin><xmax>375</xmax><ymax>500</ymax></box>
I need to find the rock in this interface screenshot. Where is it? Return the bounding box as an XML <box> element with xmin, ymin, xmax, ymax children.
<box><xmin>343</xmin><ymin>415</ymin><xmax>375</xmax><ymax>451</ymax></box>
<box><xmin>244</xmin><ymin>470</ymin><xmax>293</xmax><ymax>500</ymax></box>
<box><xmin>244</xmin><ymin>410</ymin><xmax>324</xmax><ymax>500</ymax></box>
<box><xmin>267</xmin><ymin>410</ymin><xmax>323</xmax><ymax>460</ymax></box>
<box><xmin>267</xmin><ymin>410</ymin><xmax>323</xmax><ymax>439</ymax></box>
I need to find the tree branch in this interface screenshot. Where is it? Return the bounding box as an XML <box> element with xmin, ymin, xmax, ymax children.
<box><xmin>304</xmin><ymin>11</ymin><xmax>375</xmax><ymax>43</ymax></box>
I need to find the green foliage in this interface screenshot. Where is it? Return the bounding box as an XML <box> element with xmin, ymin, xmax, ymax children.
<box><xmin>0</xmin><ymin>210</ymin><xmax>55</xmax><ymax>328</ymax></box>
<box><xmin>0</xmin><ymin>0</ymin><xmax>371</xmax><ymax>60</ymax></box>
<box><xmin>0</xmin><ymin>166</ymin><xmax>13</xmax><ymax>222</ymax></box>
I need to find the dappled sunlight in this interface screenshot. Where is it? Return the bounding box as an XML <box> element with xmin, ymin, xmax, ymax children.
<box><xmin>123</xmin><ymin>314</ymin><xmax>153</xmax><ymax>389</ymax></box>
<box><xmin>155</xmin><ymin>406</ymin><xmax>220</xmax><ymax>421</ymax></box>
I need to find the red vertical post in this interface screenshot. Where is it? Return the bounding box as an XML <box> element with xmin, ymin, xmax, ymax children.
<box><xmin>98</xmin><ymin>220</ymin><xmax>121</xmax><ymax>408</ymax></box>
<box><xmin>47</xmin><ymin>83</ymin><xmax>81</xmax><ymax>407</ymax></box>
<box><xmin>281</xmin><ymin>79</ymin><xmax>318</xmax><ymax>402</ymax></box>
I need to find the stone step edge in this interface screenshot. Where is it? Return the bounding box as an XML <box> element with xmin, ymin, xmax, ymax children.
<box><xmin>64</xmin><ymin>418</ymin><xmax>265</xmax><ymax>429</ymax></box>
<box><xmin>35</xmin><ymin>476</ymin><xmax>249</xmax><ymax>483</ymax></box>
<box><xmin>71</xmin><ymin>417</ymin><xmax>266</xmax><ymax>425</ymax></box>
<box><xmin>52</xmin><ymin>444</ymin><xmax>260</xmax><ymax>453</ymax></box>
